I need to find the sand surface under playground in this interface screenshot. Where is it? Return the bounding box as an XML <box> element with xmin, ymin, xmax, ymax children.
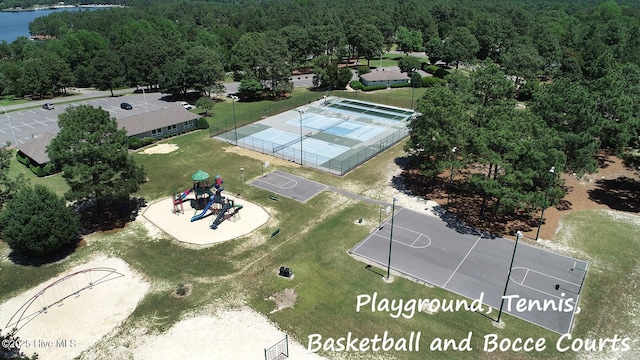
<box><xmin>141</xmin><ymin>193</ymin><xmax>270</xmax><ymax>245</ymax></box>
<box><xmin>0</xmin><ymin>256</ymin><xmax>149</xmax><ymax>360</ymax></box>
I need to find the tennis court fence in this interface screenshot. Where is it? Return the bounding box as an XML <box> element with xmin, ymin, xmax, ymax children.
<box><xmin>208</xmin><ymin>92</ymin><xmax>325</xmax><ymax>138</ymax></box>
<box><xmin>216</xmin><ymin>127</ymin><xmax>408</xmax><ymax>176</ymax></box>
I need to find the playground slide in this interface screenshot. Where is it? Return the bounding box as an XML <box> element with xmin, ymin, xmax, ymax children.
<box><xmin>190</xmin><ymin>199</ymin><xmax>216</xmax><ymax>222</ymax></box>
<box><xmin>180</xmin><ymin>188</ymin><xmax>192</xmax><ymax>200</ymax></box>
<box><xmin>210</xmin><ymin>203</ymin><xmax>230</xmax><ymax>230</ymax></box>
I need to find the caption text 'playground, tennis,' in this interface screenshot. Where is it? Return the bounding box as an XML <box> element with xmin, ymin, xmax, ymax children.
<box><xmin>306</xmin><ymin>292</ymin><xmax>632</xmax><ymax>354</ymax></box>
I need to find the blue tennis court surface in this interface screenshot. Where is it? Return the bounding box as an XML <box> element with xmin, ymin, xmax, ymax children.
<box><xmin>285</xmin><ymin>113</ymin><xmax>340</xmax><ymax>131</ymax></box>
<box><xmin>250</xmin><ymin>128</ymin><xmax>298</xmax><ymax>147</ymax></box>
<box><xmin>324</xmin><ymin>121</ymin><xmax>386</xmax><ymax>140</ymax></box>
<box><xmin>277</xmin><ymin>137</ymin><xmax>350</xmax><ymax>160</ymax></box>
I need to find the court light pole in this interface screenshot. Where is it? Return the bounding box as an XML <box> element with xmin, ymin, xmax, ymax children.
<box><xmin>297</xmin><ymin>109</ymin><xmax>305</xmax><ymax>166</ymax></box>
<box><xmin>386</xmin><ymin>196</ymin><xmax>399</xmax><ymax>280</ymax></box>
<box><xmin>411</xmin><ymin>82</ymin><xmax>415</xmax><ymax>110</ymax></box>
<box><xmin>535</xmin><ymin>166</ymin><xmax>555</xmax><ymax>241</ymax></box>
<box><xmin>447</xmin><ymin>147</ymin><xmax>457</xmax><ymax>209</ymax></box>
<box><xmin>496</xmin><ymin>230</ymin><xmax>523</xmax><ymax>324</ymax></box>
<box><xmin>240</xmin><ymin>167</ymin><xmax>244</xmax><ymax>193</ymax></box>
<box><xmin>0</xmin><ymin>105</ymin><xmax>18</xmax><ymax>147</ymax></box>
<box><xmin>138</xmin><ymin>85</ymin><xmax>148</xmax><ymax>113</ymax></box>
<box><xmin>230</xmin><ymin>95</ymin><xmax>239</xmax><ymax>145</ymax></box>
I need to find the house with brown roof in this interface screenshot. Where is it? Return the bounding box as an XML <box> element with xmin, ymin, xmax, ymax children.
<box><xmin>359</xmin><ymin>70</ymin><xmax>410</xmax><ymax>87</ymax></box>
<box><xmin>16</xmin><ymin>107</ymin><xmax>201</xmax><ymax>171</ymax></box>
<box><xmin>117</xmin><ymin>106</ymin><xmax>201</xmax><ymax>139</ymax></box>
<box><xmin>16</xmin><ymin>132</ymin><xmax>56</xmax><ymax>169</ymax></box>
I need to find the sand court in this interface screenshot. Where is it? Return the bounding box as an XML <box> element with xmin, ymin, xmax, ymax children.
<box><xmin>132</xmin><ymin>308</ymin><xmax>327</xmax><ymax>360</ymax></box>
<box><xmin>0</xmin><ymin>256</ymin><xmax>149</xmax><ymax>360</ymax></box>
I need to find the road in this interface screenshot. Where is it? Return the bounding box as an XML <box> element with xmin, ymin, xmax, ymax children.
<box><xmin>0</xmin><ymin>53</ymin><xmax>430</xmax><ymax>147</ymax></box>
<box><xmin>0</xmin><ymin>74</ymin><xmax>318</xmax><ymax>147</ymax></box>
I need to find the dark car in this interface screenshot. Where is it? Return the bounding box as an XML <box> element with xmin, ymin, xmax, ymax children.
<box><xmin>120</xmin><ymin>102</ymin><xmax>133</xmax><ymax>110</ymax></box>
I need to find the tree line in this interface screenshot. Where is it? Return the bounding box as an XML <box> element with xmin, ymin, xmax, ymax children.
<box><xmin>0</xmin><ymin>0</ymin><xmax>638</xmax><ymax>222</ymax></box>
<box><xmin>0</xmin><ymin>0</ymin><xmax>638</xmax><ymax>99</ymax></box>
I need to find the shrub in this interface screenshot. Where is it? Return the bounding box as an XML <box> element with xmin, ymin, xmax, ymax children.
<box><xmin>197</xmin><ymin>118</ymin><xmax>210</xmax><ymax>129</ymax></box>
<box><xmin>390</xmin><ymin>82</ymin><xmax>412</xmax><ymax>88</ymax></box>
<box><xmin>434</xmin><ymin>68</ymin><xmax>450</xmax><ymax>79</ymax></box>
<box><xmin>128</xmin><ymin>137</ymin><xmax>141</xmax><ymax>149</ymax></box>
<box><xmin>140</xmin><ymin>137</ymin><xmax>156</xmax><ymax>147</ymax></box>
<box><xmin>350</xmin><ymin>80</ymin><xmax>364</xmax><ymax>90</ymax></box>
<box><xmin>29</xmin><ymin>164</ymin><xmax>45</xmax><ymax>177</ymax></box>
<box><xmin>362</xmin><ymin>85</ymin><xmax>388</xmax><ymax>91</ymax></box>
<box><xmin>356</xmin><ymin>65</ymin><xmax>371</xmax><ymax>75</ymax></box>
<box><xmin>15</xmin><ymin>152</ymin><xmax>29</xmax><ymax>166</ymax></box>
<box><xmin>422</xmin><ymin>77</ymin><xmax>447</xmax><ymax>87</ymax></box>
<box><xmin>424</xmin><ymin>64</ymin><xmax>440</xmax><ymax>74</ymax></box>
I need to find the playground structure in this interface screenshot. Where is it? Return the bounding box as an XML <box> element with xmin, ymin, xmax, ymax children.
<box><xmin>172</xmin><ymin>170</ymin><xmax>243</xmax><ymax>230</ymax></box>
<box><xmin>4</xmin><ymin>267</ymin><xmax>124</xmax><ymax>334</ymax></box>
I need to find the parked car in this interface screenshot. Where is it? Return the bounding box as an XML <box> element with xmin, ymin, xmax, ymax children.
<box><xmin>179</xmin><ymin>102</ymin><xmax>193</xmax><ymax>110</ymax></box>
<box><xmin>42</xmin><ymin>103</ymin><xmax>55</xmax><ymax>110</ymax></box>
<box><xmin>120</xmin><ymin>102</ymin><xmax>133</xmax><ymax>110</ymax></box>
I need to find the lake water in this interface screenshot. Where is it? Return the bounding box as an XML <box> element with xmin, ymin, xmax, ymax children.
<box><xmin>0</xmin><ymin>8</ymin><xmax>91</xmax><ymax>43</ymax></box>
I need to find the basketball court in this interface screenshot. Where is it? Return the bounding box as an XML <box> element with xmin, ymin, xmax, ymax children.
<box><xmin>351</xmin><ymin>208</ymin><xmax>588</xmax><ymax>335</ymax></box>
<box><xmin>251</xmin><ymin>170</ymin><xmax>328</xmax><ymax>202</ymax></box>
<box><xmin>251</xmin><ymin>170</ymin><xmax>588</xmax><ymax>334</ymax></box>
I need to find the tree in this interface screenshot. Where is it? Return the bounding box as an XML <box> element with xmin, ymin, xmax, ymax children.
<box><xmin>89</xmin><ymin>49</ymin><xmax>125</xmax><ymax>97</ymax></box>
<box><xmin>46</xmin><ymin>106</ymin><xmax>146</xmax><ymax>211</ymax></box>
<box><xmin>397</xmin><ymin>56</ymin><xmax>422</xmax><ymax>75</ymax></box>
<box><xmin>474</xmin><ymin>13</ymin><xmax>513</xmax><ymax>60</ymax></box>
<box><xmin>469</xmin><ymin>106</ymin><xmax>565</xmax><ymax>215</ymax></box>
<box><xmin>501</xmin><ymin>41</ymin><xmax>543</xmax><ymax>85</ymax></box>
<box><xmin>183</xmin><ymin>45</ymin><xmax>225</xmax><ymax>96</ymax></box>
<box><xmin>441</xmin><ymin>27</ymin><xmax>479</xmax><ymax>69</ymax></box>
<box><xmin>348</xmin><ymin>23</ymin><xmax>385</xmax><ymax>66</ymax></box>
<box><xmin>470</xmin><ymin>61</ymin><xmax>515</xmax><ymax>109</ymax></box>
<box><xmin>19</xmin><ymin>58</ymin><xmax>50</xmax><ymax>98</ymax></box>
<box><xmin>424</xmin><ymin>36</ymin><xmax>444</xmax><ymax>64</ymax></box>
<box><xmin>313</xmin><ymin>62</ymin><xmax>352</xmax><ymax>90</ymax></box>
<box><xmin>529</xmin><ymin>79</ymin><xmax>602</xmax><ymax>175</ymax></box>
<box><xmin>279</xmin><ymin>25</ymin><xmax>311</xmax><ymax>69</ymax></box>
<box><xmin>396</xmin><ymin>26</ymin><xmax>423</xmax><ymax>55</ymax></box>
<box><xmin>1</xmin><ymin>330</ymin><xmax>38</xmax><ymax>359</ymax></box>
<box><xmin>195</xmin><ymin>97</ymin><xmax>215</xmax><ymax>116</ymax></box>
<box><xmin>0</xmin><ymin>184</ymin><xmax>79</xmax><ymax>257</ymax></box>
<box><xmin>405</xmin><ymin>85</ymin><xmax>472</xmax><ymax>176</ymax></box>
<box><xmin>237</xmin><ymin>78</ymin><xmax>263</xmax><ymax>100</ymax></box>
<box><xmin>588</xmin><ymin>62</ymin><xmax>640</xmax><ymax>152</ymax></box>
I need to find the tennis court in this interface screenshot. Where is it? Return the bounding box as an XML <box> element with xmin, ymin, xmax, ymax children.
<box><xmin>216</xmin><ymin>97</ymin><xmax>414</xmax><ymax>175</ymax></box>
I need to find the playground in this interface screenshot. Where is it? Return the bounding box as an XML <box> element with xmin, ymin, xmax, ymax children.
<box><xmin>141</xmin><ymin>169</ymin><xmax>269</xmax><ymax>245</ymax></box>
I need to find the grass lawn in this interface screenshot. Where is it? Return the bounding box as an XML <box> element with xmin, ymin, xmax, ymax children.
<box><xmin>1</xmin><ymin>88</ymin><xmax>639</xmax><ymax>359</ymax></box>
<box><xmin>558</xmin><ymin>211</ymin><xmax>640</xmax><ymax>346</ymax></box>
<box><xmin>7</xmin><ymin>149</ymin><xmax>69</xmax><ymax>196</ymax></box>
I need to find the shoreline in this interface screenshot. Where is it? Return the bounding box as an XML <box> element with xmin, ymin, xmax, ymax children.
<box><xmin>1</xmin><ymin>4</ymin><xmax>123</xmax><ymax>12</ymax></box>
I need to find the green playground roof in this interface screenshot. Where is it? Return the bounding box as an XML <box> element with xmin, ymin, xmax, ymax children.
<box><xmin>191</xmin><ymin>170</ymin><xmax>210</xmax><ymax>181</ymax></box>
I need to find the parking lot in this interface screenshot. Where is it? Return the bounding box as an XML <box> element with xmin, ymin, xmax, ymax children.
<box><xmin>0</xmin><ymin>92</ymin><xmax>186</xmax><ymax>146</ymax></box>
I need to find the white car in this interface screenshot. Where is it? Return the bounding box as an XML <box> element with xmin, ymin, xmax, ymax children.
<box><xmin>179</xmin><ymin>102</ymin><xmax>194</xmax><ymax>110</ymax></box>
